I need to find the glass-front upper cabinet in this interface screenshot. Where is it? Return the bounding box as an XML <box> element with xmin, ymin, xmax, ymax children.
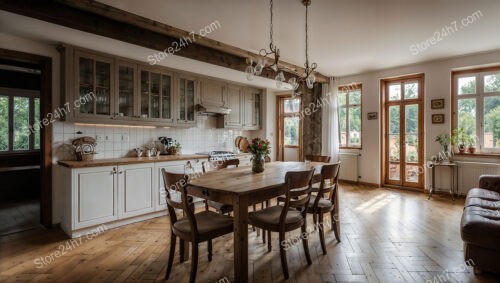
<box><xmin>177</xmin><ymin>75</ymin><xmax>197</xmax><ymax>125</ymax></box>
<box><xmin>75</xmin><ymin>51</ymin><xmax>113</xmax><ymax>118</ymax></box>
<box><xmin>139</xmin><ymin>67</ymin><xmax>174</xmax><ymax>123</ymax></box>
<box><xmin>115</xmin><ymin>61</ymin><xmax>136</xmax><ymax>119</ymax></box>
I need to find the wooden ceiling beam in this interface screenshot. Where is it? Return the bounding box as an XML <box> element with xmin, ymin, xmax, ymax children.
<box><xmin>0</xmin><ymin>0</ymin><xmax>329</xmax><ymax>84</ymax></box>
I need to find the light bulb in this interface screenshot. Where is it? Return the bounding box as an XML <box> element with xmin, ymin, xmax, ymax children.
<box><xmin>306</xmin><ymin>74</ymin><xmax>316</xmax><ymax>89</ymax></box>
<box><xmin>271</xmin><ymin>64</ymin><xmax>278</xmax><ymax>72</ymax></box>
<box><xmin>288</xmin><ymin>77</ymin><xmax>299</xmax><ymax>90</ymax></box>
<box><xmin>275</xmin><ymin>71</ymin><xmax>285</xmax><ymax>88</ymax></box>
<box><xmin>254</xmin><ymin>58</ymin><xmax>264</xmax><ymax>75</ymax></box>
<box><xmin>245</xmin><ymin>65</ymin><xmax>255</xmax><ymax>81</ymax></box>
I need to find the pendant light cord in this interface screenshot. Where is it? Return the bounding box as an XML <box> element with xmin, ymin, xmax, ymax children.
<box><xmin>270</xmin><ymin>0</ymin><xmax>274</xmax><ymax>49</ymax></box>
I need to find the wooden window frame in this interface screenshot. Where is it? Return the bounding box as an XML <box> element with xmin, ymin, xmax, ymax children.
<box><xmin>276</xmin><ymin>95</ymin><xmax>303</xmax><ymax>161</ymax></box>
<box><xmin>452</xmin><ymin>66</ymin><xmax>500</xmax><ymax>155</ymax></box>
<box><xmin>338</xmin><ymin>83</ymin><xmax>362</xmax><ymax>149</ymax></box>
<box><xmin>0</xmin><ymin>87</ymin><xmax>40</xmax><ymax>154</ymax></box>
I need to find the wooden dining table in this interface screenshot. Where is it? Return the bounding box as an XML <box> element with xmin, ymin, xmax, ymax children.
<box><xmin>187</xmin><ymin>161</ymin><xmax>327</xmax><ymax>283</ymax></box>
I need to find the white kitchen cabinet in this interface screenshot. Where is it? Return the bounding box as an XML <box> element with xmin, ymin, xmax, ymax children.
<box><xmin>242</xmin><ymin>88</ymin><xmax>261</xmax><ymax>130</ymax></box>
<box><xmin>200</xmin><ymin>79</ymin><xmax>226</xmax><ymax>107</ymax></box>
<box><xmin>225</xmin><ymin>84</ymin><xmax>243</xmax><ymax>127</ymax></box>
<box><xmin>154</xmin><ymin>158</ymin><xmax>207</xmax><ymax>211</ymax></box>
<box><xmin>72</xmin><ymin>166</ymin><xmax>118</xmax><ymax>230</ymax></box>
<box><xmin>118</xmin><ymin>163</ymin><xmax>154</xmax><ymax>218</ymax></box>
<box><xmin>176</xmin><ymin>74</ymin><xmax>198</xmax><ymax>125</ymax></box>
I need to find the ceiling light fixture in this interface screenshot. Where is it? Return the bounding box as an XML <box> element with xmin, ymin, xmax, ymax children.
<box><xmin>245</xmin><ymin>0</ymin><xmax>285</xmax><ymax>88</ymax></box>
<box><xmin>298</xmin><ymin>0</ymin><xmax>318</xmax><ymax>90</ymax></box>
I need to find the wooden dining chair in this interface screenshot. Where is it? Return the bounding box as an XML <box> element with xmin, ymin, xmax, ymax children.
<box><xmin>161</xmin><ymin>169</ymin><xmax>234</xmax><ymax>283</ymax></box>
<box><xmin>306</xmin><ymin>162</ymin><xmax>341</xmax><ymax>255</ymax></box>
<box><xmin>248</xmin><ymin>169</ymin><xmax>315</xmax><ymax>279</ymax></box>
<box><xmin>203</xmin><ymin>159</ymin><xmax>239</xmax><ymax>214</ymax></box>
<box><xmin>305</xmin><ymin>155</ymin><xmax>331</xmax><ymax>163</ymax></box>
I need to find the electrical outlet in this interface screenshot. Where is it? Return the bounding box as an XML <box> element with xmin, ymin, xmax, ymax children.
<box><xmin>96</xmin><ymin>135</ymin><xmax>104</xmax><ymax>141</ymax></box>
<box><xmin>105</xmin><ymin>135</ymin><xmax>112</xmax><ymax>141</ymax></box>
<box><xmin>122</xmin><ymin>135</ymin><xmax>129</xmax><ymax>141</ymax></box>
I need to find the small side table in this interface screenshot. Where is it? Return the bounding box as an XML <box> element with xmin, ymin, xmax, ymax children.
<box><xmin>428</xmin><ymin>162</ymin><xmax>458</xmax><ymax>200</ymax></box>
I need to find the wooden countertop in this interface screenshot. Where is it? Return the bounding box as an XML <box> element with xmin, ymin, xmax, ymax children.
<box><xmin>57</xmin><ymin>154</ymin><xmax>209</xmax><ymax>168</ymax></box>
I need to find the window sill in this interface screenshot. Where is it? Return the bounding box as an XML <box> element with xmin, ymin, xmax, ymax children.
<box><xmin>452</xmin><ymin>152</ymin><xmax>500</xmax><ymax>158</ymax></box>
<box><xmin>340</xmin><ymin>147</ymin><xmax>362</xmax><ymax>150</ymax></box>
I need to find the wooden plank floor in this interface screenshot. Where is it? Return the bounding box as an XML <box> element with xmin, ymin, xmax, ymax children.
<box><xmin>1</xmin><ymin>184</ymin><xmax>500</xmax><ymax>283</ymax></box>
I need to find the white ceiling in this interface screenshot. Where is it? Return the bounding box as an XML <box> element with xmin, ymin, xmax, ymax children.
<box><xmin>97</xmin><ymin>0</ymin><xmax>500</xmax><ymax>77</ymax></box>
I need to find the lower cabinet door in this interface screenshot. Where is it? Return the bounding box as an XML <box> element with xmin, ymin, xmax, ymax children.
<box><xmin>154</xmin><ymin>161</ymin><xmax>186</xmax><ymax>211</ymax></box>
<box><xmin>73</xmin><ymin>166</ymin><xmax>118</xmax><ymax>229</ymax></box>
<box><xmin>118</xmin><ymin>163</ymin><xmax>155</xmax><ymax>218</ymax></box>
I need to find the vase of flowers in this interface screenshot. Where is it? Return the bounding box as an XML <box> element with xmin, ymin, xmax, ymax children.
<box><xmin>248</xmin><ymin>138</ymin><xmax>270</xmax><ymax>173</ymax></box>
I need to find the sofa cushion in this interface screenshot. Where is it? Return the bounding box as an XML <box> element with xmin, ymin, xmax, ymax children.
<box><xmin>479</xmin><ymin>175</ymin><xmax>500</xmax><ymax>192</ymax></box>
<box><xmin>465</xmin><ymin>197</ymin><xmax>500</xmax><ymax>210</ymax></box>
<box><xmin>461</xmin><ymin>206</ymin><xmax>500</xmax><ymax>250</ymax></box>
<box><xmin>466</xmin><ymin>188</ymin><xmax>500</xmax><ymax>202</ymax></box>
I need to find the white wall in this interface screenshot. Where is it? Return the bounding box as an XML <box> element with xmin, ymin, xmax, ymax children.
<box><xmin>337</xmin><ymin>50</ymin><xmax>500</xmax><ymax>187</ymax></box>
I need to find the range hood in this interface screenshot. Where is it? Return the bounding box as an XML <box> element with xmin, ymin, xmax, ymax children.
<box><xmin>196</xmin><ymin>104</ymin><xmax>231</xmax><ymax>115</ymax></box>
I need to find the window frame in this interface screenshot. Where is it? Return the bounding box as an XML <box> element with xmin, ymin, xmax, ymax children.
<box><xmin>452</xmin><ymin>67</ymin><xmax>500</xmax><ymax>154</ymax></box>
<box><xmin>338</xmin><ymin>83</ymin><xmax>362</xmax><ymax>149</ymax></box>
<box><xmin>0</xmin><ymin>87</ymin><xmax>41</xmax><ymax>154</ymax></box>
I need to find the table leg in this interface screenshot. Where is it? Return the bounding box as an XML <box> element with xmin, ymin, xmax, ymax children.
<box><xmin>233</xmin><ymin>195</ymin><xmax>249</xmax><ymax>283</ymax></box>
<box><xmin>428</xmin><ymin>165</ymin><xmax>435</xmax><ymax>200</ymax></box>
<box><xmin>451</xmin><ymin>166</ymin><xmax>455</xmax><ymax>201</ymax></box>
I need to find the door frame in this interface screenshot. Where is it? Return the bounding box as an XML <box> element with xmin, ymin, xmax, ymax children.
<box><xmin>380</xmin><ymin>73</ymin><xmax>425</xmax><ymax>189</ymax></box>
<box><xmin>0</xmin><ymin>48</ymin><xmax>53</xmax><ymax>227</ymax></box>
<box><xmin>276</xmin><ymin>94</ymin><xmax>303</xmax><ymax>161</ymax></box>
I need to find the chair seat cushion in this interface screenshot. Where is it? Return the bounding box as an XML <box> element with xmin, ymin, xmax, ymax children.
<box><xmin>248</xmin><ymin>205</ymin><xmax>304</xmax><ymax>230</ymax></box>
<box><xmin>461</xmin><ymin>206</ymin><xmax>500</xmax><ymax>250</ymax></box>
<box><xmin>307</xmin><ymin>198</ymin><xmax>333</xmax><ymax>212</ymax></box>
<box><xmin>173</xmin><ymin>211</ymin><xmax>233</xmax><ymax>238</ymax></box>
<box><xmin>207</xmin><ymin>200</ymin><xmax>233</xmax><ymax>214</ymax></box>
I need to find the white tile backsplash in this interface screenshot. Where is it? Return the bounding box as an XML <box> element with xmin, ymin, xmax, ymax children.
<box><xmin>53</xmin><ymin>117</ymin><xmax>250</xmax><ymax>161</ymax></box>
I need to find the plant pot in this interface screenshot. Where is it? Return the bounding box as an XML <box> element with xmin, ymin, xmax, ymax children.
<box><xmin>251</xmin><ymin>154</ymin><xmax>265</xmax><ymax>173</ymax></box>
<box><xmin>469</xmin><ymin>147</ymin><xmax>476</xmax><ymax>154</ymax></box>
<box><xmin>167</xmin><ymin>148</ymin><xmax>180</xmax><ymax>155</ymax></box>
<box><xmin>458</xmin><ymin>145</ymin><xmax>467</xmax><ymax>153</ymax></box>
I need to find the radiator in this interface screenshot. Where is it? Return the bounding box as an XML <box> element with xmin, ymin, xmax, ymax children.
<box><xmin>339</xmin><ymin>152</ymin><xmax>359</xmax><ymax>182</ymax></box>
<box><xmin>456</xmin><ymin>161</ymin><xmax>500</xmax><ymax>195</ymax></box>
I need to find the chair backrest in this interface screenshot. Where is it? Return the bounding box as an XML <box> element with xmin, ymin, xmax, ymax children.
<box><xmin>305</xmin><ymin>155</ymin><xmax>331</xmax><ymax>163</ymax></box>
<box><xmin>161</xmin><ymin>169</ymin><xmax>198</xmax><ymax>235</ymax></box>
<box><xmin>202</xmin><ymin>159</ymin><xmax>239</xmax><ymax>173</ymax></box>
<box><xmin>280</xmin><ymin>169</ymin><xmax>315</xmax><ymax>226</ymax></box>
<box><xmin>312</xmin><ymin>162</ymin><xmax>341</xmax><ymax>208</ymax></box>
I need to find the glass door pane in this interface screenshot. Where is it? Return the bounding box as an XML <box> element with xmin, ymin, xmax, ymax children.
<box><xmin>78</xmin><ymin>58</ymin><xmax>94</xmax><ymax>114</ymax></box>
<box><xmin>161</xmin><ymin>74</ymin><xmax>171</xmax><ymax>119</ymax></box>
<box><xmin>140</xmin><ymin>71</ymin><xmax>149</xmax><ymax>117</ymax></box>
<box><xmin>484</xmin><ymin>96</ymin><xmax>500</xmax><ymax>148</ymax></box>
<box><xmin>186</xmin><ymin>80</ymin><xmax>195</xmax><ymax>121</ymax></box>
<box><xmin>388</xmin><ymin>105</ymin><xmax>400</xmax><ymax>181</ymax></box>
<box><xmin>0</xmin><ymin>96</ymin><xmax>9</xmax><ymax>151</ymax></box>
<box><xmin>179</xmin><ymin>79</ymin><xmax>186</xmax><ymax>120</ymax></box>
<box><xmin>389</xmin><ymin>84</ymin><xmax>401</xmax><ymax>101</ymax></box>
<box><xmin>34</xmin><ymin>98</ymin><xmax>40</xmax><ymax>150</ymax></box>
<box><xmin>13</xmin><ymin>97</ymin><xmax>29</xmax><ymax>150</ymax></box>
<box><xmin>150</xmin><ymin>73</ymin><xmax>160</xmax><ymax>118</ymax></box>
<box><xmin>404</xmin><ymin>82</ymin><xmax>418</xmax><ymax>99</ymax></box>
<box><xmin>118</xmin><ymin>66</ymin><xmax>134</xmax><ymax>117</ymax></box>
<box><xmin>95</xmin><ymin>61</ymin><xmax>110</xmax><ymax>115</ymax></box>
<box><xmin>405</xmin><ymin>104</ymin><xmax>419</xmax><ymax>183</ymax></box>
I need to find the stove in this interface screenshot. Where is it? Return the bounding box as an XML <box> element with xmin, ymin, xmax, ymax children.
<box><xmin>196</xmin><ymin>151</ymin><xmax>236</xmax><ymax>161</ymax></box>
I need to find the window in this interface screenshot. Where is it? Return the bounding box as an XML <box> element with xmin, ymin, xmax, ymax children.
<box><xmin>454</xmin><ymin>69</ymin><xmax>500</xmax><ymax>153</ymax></box>
<box><xmin>338</xmin><ymin>84</ymin><xmax>362</xmax><ymax>148</ymax></box>
<box><xmin>0</xmin><ymin>88</ymin><xmax>40</xmax><ymax>153</ymax></box>
<box><xmin>283</xmin><ymin>98</ymin><xmax>300</xmax><ymax>146</ymax></box>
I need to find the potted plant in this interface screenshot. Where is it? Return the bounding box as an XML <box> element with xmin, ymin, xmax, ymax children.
<box><xmin>167</xmin><ymin>141</ymin><xmax>182</xmax><ymax>155</ymax></box>
<box><xmin>468</xmin><ymin>136</ymin><xmax>477</xmax><ymax>154</ymax></box>
<box><xmin>435</xmin><ymin>133</ymin><xmax>451</xmax><ymax>161</ymax></box>
<box><xmin>451</xmin><ymin>128</ymin><xmax>468</xmax><ymax>154</ymax></box>
<box><xmin>247</xmin><ymin>138</ymin><xmax>270</xmax><ymax>173</ymax></box>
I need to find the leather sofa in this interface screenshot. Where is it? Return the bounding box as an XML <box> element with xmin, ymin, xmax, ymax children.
<box><xmin>461</xmin><ymin>175</ymin><xmax>500</xmax><ymax>274</ymax></box>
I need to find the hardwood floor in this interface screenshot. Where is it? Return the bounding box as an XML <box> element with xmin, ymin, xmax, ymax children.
<box><xmin>0</xmin><ymin>199</ymin><xmax>41</xmax><ymax>236</ymax></box>
<box><xmin>1</xmin><ymin>184</ymin><xmax>499</xmax><ymax>283</ymax></box>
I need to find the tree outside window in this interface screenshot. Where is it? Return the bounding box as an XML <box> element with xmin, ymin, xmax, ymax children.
<box><xmin>338</xmin><ymin>84</ymin><xmax>362</xmax><ymax>148</ymax></box>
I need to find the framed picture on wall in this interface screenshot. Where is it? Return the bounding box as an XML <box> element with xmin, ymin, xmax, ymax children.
<box><xmin>431</xmin><ymin>99</ymin><xmax>445</xmax><ymax>109</ymax></box>
<box><xmin>432</xmin><ymin>114</ymin><xmax>445</xmax><ymax>124</ymax></box>
<box><xmin>367</xmin><ymin>112</ymin><xmax>378</xmax><ymax>120</ymax></box>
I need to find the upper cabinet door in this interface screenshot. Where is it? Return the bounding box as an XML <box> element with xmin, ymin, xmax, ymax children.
<box><xmin>139</xmin><ymin>67</ymin><xmax>174</xmax><ymax>123</ymax></box>
<box><xmin>200</xmin><ymin>79</ymin><xmax>226</xmax><ymax>107</ymax></box>
<box><xmin>115</xmin><ymin>61</ymin><xmax>136</xmax><ymax>120</ymax></box>
<box><xmin>177</xmin><ymin>75</ymin><xmax>197</xmax><ymax>125</ymax></box>
<box><xmin>75</xmin><ymin>51</ymin><xmax>114</xmax><ymax>118</ymax></box>
<box><xmin>225</xmin><ymin>84</ymin><xmax>242</xmax><ymax>127</ymax></box>
<box><xmin>243</xmin><ymin>88</ymin><xmax>261</xmax><ymax>130</ymax></box>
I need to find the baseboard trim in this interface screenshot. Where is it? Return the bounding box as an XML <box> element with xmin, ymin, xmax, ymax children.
<box><xmin>339</xmin><ymin>180</ymin><xmax>379</xmax><ymax>188</ymax></box>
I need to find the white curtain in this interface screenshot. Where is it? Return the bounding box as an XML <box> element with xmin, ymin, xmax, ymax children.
<box><xmin>321</xmin><ymin>77</ymin><xmax>340</xmax><ymax>162</ymax></box>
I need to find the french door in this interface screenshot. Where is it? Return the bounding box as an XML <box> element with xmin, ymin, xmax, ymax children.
<box><xmin>383</xmin><ymin>75</ymin><xmax>424</xmax><ymax>189</ymax></box>
<box><xmin>277</xmin><ymin>95</ymin><xmax>302</xmax><ymax>161</ymax></box>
